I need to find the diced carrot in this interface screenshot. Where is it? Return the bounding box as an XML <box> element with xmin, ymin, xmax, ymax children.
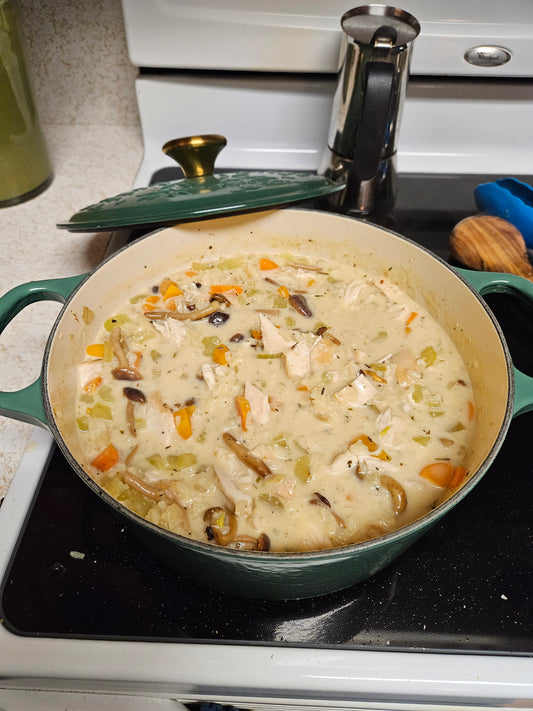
<box><xmin>212</xmin><ymin>344</ymin><xmax>229</xmax><ymax>365</ymax></box>
<box><xmin>419</xmin><ymin>461</ymin><xmax>454</xmax><ymax>487</ymax></box>
<box><xmin>296</xmin><ymin>385</ymin><xmax>309</xmax><ymax>391</ymax></box>
<box><xmin>373</xmin><ymin>449</ymin><xmax>391</xmax><ymax>462</ymax></box>
<box><xmin>251</xmin><ymin>329</ymin><xmax>262</xmax><ymax>340</ymax></box>
<box><xmin>173</xmin><ymin>406</ymin><xmax>195</xmax><ymax>439</ymax></box>
<box><xmin>468</xmin><ymin>401</ymin><xmax>475</xmax><ymax>420</ymax></box>
<box><xmin>235</xmin><ymin>395</ymin><xmax>251</xmax><ymax>431</ymax></box>
<box><xmin>307</xmin><ymin>279</ymin><xmax>316</xmax><ymax>287</ymax></box>
<box><xmin>278</xmin><ymin>285</ymin><xmax>290</xmax><ymax>299</ymax></box>
<box><xmin>132</xmin><ymin>351</ymin><xmax>142</xmax><ymax>368</ymax></box>
<box><xmin>259</xmin><ymin>258</ymin><xmax>279</xmax><ymax>271</ymax></box>
<box><xmin>349</xmin><ymin>434</ymin><xmax>378</xmax><ymax>452</ymax></box>
<box><xmin>83</xmin><ymin>375</ymin><xmax>102</xmax><ymax>393</ymax></box>
<box><xmin>405</xmin><ymin>311</ymin><xmax>418</xmax><ymax>334</ymax></box>
<box><xmin>91</xmin><ymin>443</ymin><xmax>119</xmax><ymax>472</ymax></box>
<box><xmin>143</xmin><ymin>294</ymin><xmax>160</xmax><ymax>311</ymax></box>
<box><xmin>209</xmin><ymin>284</ymin><xmax>243</xmax><ymax>295</ymax></box>
<box><xmin>166</xmin><ymin>300</ymin><xmax>177</xmax><ymax>311</ymax></box>
<box><xmin>185</xmin><ymin>270</ymin><xmax>197</xmax><ymax>277</ymax></box>
<box><xmin>86</xmin><ymin>343</ymin><xmax>105</xmax><ymax>358</ymax></box>
<box><xmin>448</xmin><ymin>465</ymin><xmax>467</xmax><ymax>489</ymax></box>
<box><xmin>160</xmin><ymin>279</ymin><xmax>183</xmax><ymax>300</ymax></box>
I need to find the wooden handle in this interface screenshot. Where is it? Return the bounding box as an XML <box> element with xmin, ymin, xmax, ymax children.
<box><xmin>450</xmin><ymin>215</ymin><xmax>533</xmax><ymax>282</ymax></box>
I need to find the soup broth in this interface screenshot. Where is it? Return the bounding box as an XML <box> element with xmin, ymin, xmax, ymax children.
<box><xmin>75</xmin><ymin>251</ymin><xmax>475</xmax><ymax>552</ymax></box>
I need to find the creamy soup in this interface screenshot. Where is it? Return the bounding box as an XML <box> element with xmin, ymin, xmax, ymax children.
<box><xmin>76</xmin><ymin>252</ymin><xmax>475</xmax><ymax>552</ymax></box>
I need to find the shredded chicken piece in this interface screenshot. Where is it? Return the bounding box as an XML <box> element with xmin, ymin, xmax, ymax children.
<box><xmin>259</xmin><ymin>313</ymin><xmax>295</xmax><ymax>353</ymax></box>
<box><xmin>283</xmin><ymin>340</ymin><xmax>311</xmax><ymax>379</ymax></box>
<box><xmin>334</xmin><ymin>373</ymin><xmax>377</xmax><ymax>407</ymax></box>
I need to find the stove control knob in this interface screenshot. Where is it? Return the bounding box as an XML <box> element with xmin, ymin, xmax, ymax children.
<box><xmin>464</xmin><ymin>46</ymin><xmax>511</xmax><ymax>68</ymax></box>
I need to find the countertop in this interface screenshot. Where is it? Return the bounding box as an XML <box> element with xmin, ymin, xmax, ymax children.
<box><xmin>0</xmin><ymin>123</ymin><xmax>143</xmax><ymax>498</ymax></box>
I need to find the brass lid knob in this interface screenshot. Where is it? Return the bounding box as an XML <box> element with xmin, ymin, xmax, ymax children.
<box><xmin>162</xmin><ymin>134</ymin><xmax>227</xmax><ymax>178</ymax></box>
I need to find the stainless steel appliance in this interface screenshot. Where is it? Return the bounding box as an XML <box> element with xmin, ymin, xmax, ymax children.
<box><xmin>1</xmin><ymin>1</ymin><xmax>532</xmax><ymax>708</ymax></box>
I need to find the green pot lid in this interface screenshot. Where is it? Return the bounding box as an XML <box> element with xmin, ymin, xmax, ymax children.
<box><xmin>57</xmin><ymin>135</ymin><xmax>346</xmax><ymax>233</ymax></box>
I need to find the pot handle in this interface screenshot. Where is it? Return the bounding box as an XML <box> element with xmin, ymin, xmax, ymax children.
<box><xmin>456</xmin><ymin>268</ymin><xmax>533</xmax><ymax>417</ymax></box>
<box><xmin>0</xmin><ymin>274</ymin><xmax>87</xmax><ymax>428</ymax></box>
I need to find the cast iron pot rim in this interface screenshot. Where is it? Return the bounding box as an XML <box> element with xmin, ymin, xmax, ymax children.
<box><xmin>42</xmin><ymin>209</ymin><xmax>515</xmax><ymax>562</ymax></box>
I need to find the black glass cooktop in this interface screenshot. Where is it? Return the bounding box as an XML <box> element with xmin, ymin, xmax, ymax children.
<box><xmin>2</xmin><ymin>173</ymin><xmax>532</xmax><ymax>652</ymax></box>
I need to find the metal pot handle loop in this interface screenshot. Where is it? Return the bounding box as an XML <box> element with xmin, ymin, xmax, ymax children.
<box><xmin>0</xmin><ymin>274</ymin><xmax>87</xmax><ymax>427</ymax></box>
<box><xmin>456</xmin><ymin>268</ymin><xmax>533</xmax><ymax>417</ymax></box>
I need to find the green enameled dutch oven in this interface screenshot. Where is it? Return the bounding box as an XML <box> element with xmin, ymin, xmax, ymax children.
<box><xmin>1</xmin><ymin>208</ymin><xmax>533</xmax><ymax>599</ymax></box>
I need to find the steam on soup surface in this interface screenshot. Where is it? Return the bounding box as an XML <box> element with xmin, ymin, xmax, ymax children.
<box><xmin>76</xmin><ymin>252</ymin><xmax>475</xmax><ymax>552</ymax></box>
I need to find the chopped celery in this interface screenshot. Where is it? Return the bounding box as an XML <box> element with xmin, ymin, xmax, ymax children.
<box><xmin>104</xmin><ymin>314</ymin><xmax>130</xmax><ymax>332</ymax></box>
<box><xmin>413</xmin><ymin>435</ymin><xmax>430</xmax><ymax>446</ymax></box>
<box><xmin>258</xmin><ymin>493</ymin><xmax>283</xmax><ymax>509</ymax></box>
<box><xmin>129</xmin><ymin>294</ymin><xmax>148</xmax><ymax>304</ymax></box>
<box><xmin>76</xmin><ymin>416</ymin><xmax>89</xmax><ymax>431</ymax></box>
<box><xmin>150</xmin><ymin>349</ymin><xmax>162</xmax><ymax>361</ymax></box>
<box><xmin>217</xmin><ymin>257</ymin><xmax>243</xmax><ymax>269</ymax></box>
<box><xmin>97</xmin><ymin>385</ymin><xmax>114</xmax><ymax>402</ymax></box>
<box><xmin>167</xmin><ymin>453</ymin><xmax>197</xmax><ymax>470</ymax></box>
<box><xmin>272</xmin><ymin>294</ymin><xmax>288</xmax><ymax>309</ymax></box>
<box><xmin>421</xmin><ymin>346</ymin><xmax>437</xmax><ymax>366</ymax></box>
<box><xmin>147</xmin><ymin>453</ymin><xmax>168</xmax><ymax>470</ymax></box>
<box><xmin>103</xmin><ymin>340</ymin><xmax>113</xmax><ymax>362</ymax></box>
<box><xmin>202</xmin><ymin>335</ymin><xmax>221</xmax><ymax>356</ymax></box>
<box><xmin>449</xmin><ymin>422</ymin><xmax>466</xmax><ymax>432</ymax></box>
<box><xmin>294</xmin><ymin>454</ymin><xmax>311</xmax><ymax>482</ymax></box>
<box><xmin>373</xmin><ymin>330</ymin><xmax>387</xmax><ymax>342</ymax></box>
<box><xmin>412</xmin><ymin>384</ymin><xmax>424</xmax><ymax>403</ymax></box>
<box><xmin>90</xmin><ymin>402</ymin><xmax>112</xmax><ymax>420</ymax></box>
<box><xmin>285</xmin><ymin>316</ymin><xmax>296</xmax><ymax>327</ymax></box>
<box><xmin>191</xmin><ymin>261</ymin><xmax>212</xmax><ymax>271</ymax></box>
<box><xmin>130</xmin><ymin>330</ymin><xmax>156</xmax><ymax>343</ymax></box>
<box><xmin>101</xmin><ymin>474</ymin><xmax>125</xmax><ymax>499</ymax></box>
<box><xmin>117</xmin><ymin>488</ymin><xmax>152</xmax><ymax>516</ymax></box>
<box><xmin>257</xmin><ymin>353</ymin><xmax>283</xmax><ymax>359</ymax></box>
<box><xmin>80</xmin><ymin>393</ymin><xmax>94</xmax><ymax>404</ymax></box>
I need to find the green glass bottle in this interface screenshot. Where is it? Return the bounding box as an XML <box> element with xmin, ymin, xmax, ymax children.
<box><xmin>0</xmin><ymin>0</ymin><xmax>52</xmax><ymax>207</ymax></box>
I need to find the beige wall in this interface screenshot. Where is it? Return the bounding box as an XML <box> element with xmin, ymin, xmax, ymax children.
<box><xmin>19</xmin><ymin>0</ymin><xmax>139</xmax><ymax>127</ymax></box>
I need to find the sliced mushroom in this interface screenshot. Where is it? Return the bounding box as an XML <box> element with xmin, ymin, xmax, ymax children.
<box><xmin>146</xmin><ymin>302</ymin><xmax>219</xmax><ymax>322</ymax></box>
<box><xmin>316</xmin><ymin>325</ymin><xmax>341</xmax><ymax>345</ymax></box>
<box><xmin>287</xmin><ymin>261</ymin><xmax>328</xmax><ymax>275</ymax></box>
<box><xmin>379</xmin><ymin>474</ymin><xmax>407</xmax><ymax>515</ymax></box>
<box><xmin>110</xmin><ymin>326</ymin><xmax>142</xmax><ymax>381</ymax></box>
<box><xmin>126</xmin><ymin>400</ymin><xmax>136</xmax><ymax>436</ymax></box>
<box><xmin>227</xmin><ymin>532</ymin><xmax>271</xmax><ymax>551</ymax></box>
<box><xmin>203</xmin><ymin>506</ymin><xmax>238</xmax><ymax>546</ymax></box>
<box><xmin>288</xmin><ymin>293</ymin><xmax>313</xmax><ymax>318</ymax></box>
<box><xmin>209</xmin><ymin>292</ymin><xmax>231</xmax><ymax>306</ymax></box>
<box><xmin>123</xmin><ymin>387</ymin><xmax>147</xmax><ymax>403</ymax></box>
<box><xmin>222</xmin><ymin>432</ymin><xmax>272</xmax><ymax>478</ymax></box>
